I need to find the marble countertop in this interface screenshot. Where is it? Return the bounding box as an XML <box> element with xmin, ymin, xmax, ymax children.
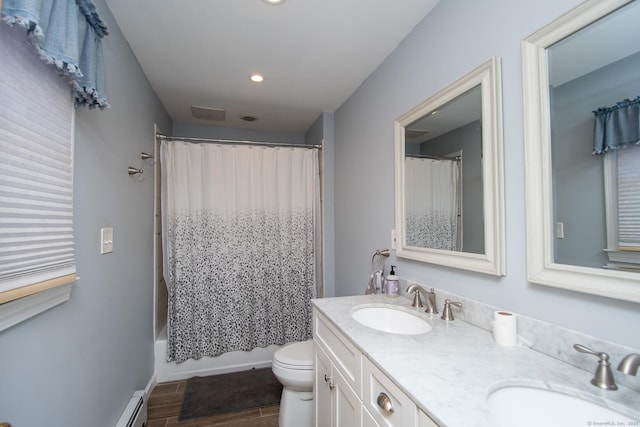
<box><xmin>312</xmin><ymin>294</ymin><xmax>640</xmax><ymax>426</ymax></box>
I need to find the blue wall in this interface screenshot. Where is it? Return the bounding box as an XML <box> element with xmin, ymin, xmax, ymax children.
<box><xmin>333</xmin><ymin>0</ymin><xmax>640</xmax><ymax>348</ymax></box>
<box><xmin>0</xmin><ymin>0</ymin><xmax>172</xmax><ymax>425</ymax></box>
<box><xmin>173</xmin><ymin>122</ymin><xmax>305</xmax><ymax>145</ymax></box>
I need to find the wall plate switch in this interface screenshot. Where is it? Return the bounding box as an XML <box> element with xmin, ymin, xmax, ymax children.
<box><xmin>556</xmin><ymin>222</ymin><xmax>564</xmax><ymax>239</ymax></box>
<box><xmin>391</xmin><ymin>229</ymin><xmax>397</xmax><ymax>250</ymax></box>
<box><xmin>101</xmin><ymin>227</ymin><xmax>113</xmax><ymax>254</ymax></box>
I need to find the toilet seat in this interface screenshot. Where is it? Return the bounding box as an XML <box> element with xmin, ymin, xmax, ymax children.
<box><xmin>273</xmin><ymin>340</ymin><xmax>314</xmax><ymax>370</ymax></box>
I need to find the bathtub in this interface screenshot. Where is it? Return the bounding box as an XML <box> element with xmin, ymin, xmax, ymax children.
<box><xmin>154</xmin><ymin>327</ymin><xmax>281</xmax><ymax>382</ymax></box>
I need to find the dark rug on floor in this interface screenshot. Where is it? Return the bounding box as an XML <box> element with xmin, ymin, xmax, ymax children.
<box><xmin>179</xmin><ymin>367</ymin><xmax>283</xmax><ymax>420</ymax></box>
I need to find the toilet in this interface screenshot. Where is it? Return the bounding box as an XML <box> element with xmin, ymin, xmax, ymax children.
<box><xmin>272</xmin><ymin>339</ymin><xmax>314</xmax><ymax>427</ymax></box>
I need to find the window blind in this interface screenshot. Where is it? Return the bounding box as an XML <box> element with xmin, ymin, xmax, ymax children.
<box><xmin>0</xmin><ymin>23</ymin><xmax>76</xmax><ymax>304</ymax></box>
<box><xmin>617</xmin><ymin>145</ymin><xmax>640</xmax><ymax>249</ymax></box>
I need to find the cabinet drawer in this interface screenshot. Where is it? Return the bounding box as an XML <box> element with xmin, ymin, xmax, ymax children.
<box><xmin>313</xmin><ymin>308</ymin><xmax>362</xmax><ymax>396</ymax></box>
<box><xmin>363</xmin><ymin>358</ymin><xmax>418</xmax><ymax>427</ymax></box>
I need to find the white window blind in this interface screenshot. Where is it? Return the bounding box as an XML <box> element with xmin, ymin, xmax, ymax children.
<box><xmin>617</xmin><ymin>145</ymin><xmax>640</xmax><ymax>249</ymax></box>
<box><xmin>0</xmin><ymin>23</ymin><xmax>76</xmax><ymax>304</ymax></box>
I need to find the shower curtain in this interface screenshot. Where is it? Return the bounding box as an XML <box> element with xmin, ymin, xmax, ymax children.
<box><xmin>161</xmin><ymin>140</ymin><xmax>320</xmax><ymax>363</ymax></box>
<box><xmin>405</xmin><ymin>157</ymin><xmax>460</xmax><ymax>250</ymax></box>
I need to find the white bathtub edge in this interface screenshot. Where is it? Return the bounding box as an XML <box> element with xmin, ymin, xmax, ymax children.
<box><xmin>154</xmin><ymin>328</ymin><xmax>280</xmax><ymax>382</ymax></box>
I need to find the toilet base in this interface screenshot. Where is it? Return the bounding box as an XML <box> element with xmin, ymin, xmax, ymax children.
<box><xmin>278</xmin><ymin>387</ymin><xmax>313</xmax><ymax>427</ymax></box>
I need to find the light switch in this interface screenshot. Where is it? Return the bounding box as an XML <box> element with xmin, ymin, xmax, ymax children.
<box><xmin>101</xmin><ymin>227</ymin><xmax>113</xmax><ymax>254</ymax></box>
<box><xmin>556</xmin><ymin>222</ymin><xmax>564</xmax><ymax>239</ymax></box>
<box><xmin>391</xmin><ymin>229</ymin><xmax>397</xmax><ymax>250</ymax></box>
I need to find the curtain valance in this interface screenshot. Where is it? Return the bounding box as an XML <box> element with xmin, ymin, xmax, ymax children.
<box><xmin>1</xmin><ymin>0</ymin><xmax>109</xmax><ymax>108</ymax></box>
<box><xmin>592</xmin><ymin>96</ymin><xmax>640</xmax><ymax>155</ymax></box>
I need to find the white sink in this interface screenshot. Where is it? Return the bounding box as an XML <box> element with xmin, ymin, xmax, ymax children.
<box><xmin>487</xmin><ymin>385</ymin><xmax>638</xmax><ymax>427</ymax></box>
<box><xmin>350</xmin><ymin>305</ymin><xmax>432</xmax><ymax>335</ymax></box>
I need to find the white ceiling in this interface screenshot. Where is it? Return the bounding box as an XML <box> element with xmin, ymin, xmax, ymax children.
<box><xmin>105</xmin><ymin>0</ymin><xmax>440</xmax><ymax>134</ymax></box>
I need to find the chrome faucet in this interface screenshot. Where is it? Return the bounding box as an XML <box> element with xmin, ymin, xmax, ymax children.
<box><xmin>406</xmin><ymin>284</ymin><xmax>438</xmax><ymax>314</ymax></box>
<box><xmin>573</xmin><ymin>344</ymin><xmax>618</xmax><ymax>390</ymax></box>
<box><xmin>618</xmin><ymin>353</ymin><xmax>640</xmax><ymax>376</ymax></box>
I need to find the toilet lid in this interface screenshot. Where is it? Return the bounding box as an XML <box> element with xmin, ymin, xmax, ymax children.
<box><xmin>274</xmin><ymin>340</ymin><xmax>314</xmax><ymax>369</ymax></box>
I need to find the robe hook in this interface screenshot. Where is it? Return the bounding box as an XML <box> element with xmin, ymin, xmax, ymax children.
<box><xmin>127</xmin><ymin>166</ymin><xmax>143</xmax><ymax>175</ymax></box>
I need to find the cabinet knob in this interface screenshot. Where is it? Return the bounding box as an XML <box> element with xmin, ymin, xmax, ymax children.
<box><xmin>324</xmin><ymin>374</ymin><xmax>331</xmax><ymax>383</ymax></box>
<box><xmin>328</xmin><ymin>381</ymin><xmax>335</xmax><ymax>390</ymax></box>
<box><xmin>377</xmin><ymin>392</ymin><xmax>395</xmax><ymax>414</ymax></box>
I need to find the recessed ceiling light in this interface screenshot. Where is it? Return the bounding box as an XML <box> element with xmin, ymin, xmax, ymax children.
<box><xmin>263</xmin><ymin>0</ymin><xmax>284</xmax><ymax>5</ymax></box>
<box><xmin>250</xmin><ymin>74</ymin><xmax>265</xmax><ymax>83</ymax></box>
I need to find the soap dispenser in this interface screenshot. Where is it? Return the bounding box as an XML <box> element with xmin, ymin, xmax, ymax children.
<box><xmin>385</xmin><ymin>265</ymin><xmax>400</xmax><ymax>297</ymax></box>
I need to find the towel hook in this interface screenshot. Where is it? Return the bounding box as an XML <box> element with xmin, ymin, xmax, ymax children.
<box><xmin>128</xmin><ymin>166</ymin><xmax>143</xmax><ymax>176</ymax></box>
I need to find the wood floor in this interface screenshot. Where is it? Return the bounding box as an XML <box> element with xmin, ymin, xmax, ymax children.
<box><xmin>146</xmin><ymin>378</ymin><xmax>280</xmax><ymax>427</ymax></box>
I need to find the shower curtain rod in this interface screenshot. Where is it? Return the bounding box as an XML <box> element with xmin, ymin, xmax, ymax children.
<box><xmin>156</xmin><ymin>133</ymin><xmax>322</xmax><ymax>149</ymax></box>
<box><xmin>406</xmin><ymin>153</ymin><xmax>461</xmax><ymax>161</ymax></box>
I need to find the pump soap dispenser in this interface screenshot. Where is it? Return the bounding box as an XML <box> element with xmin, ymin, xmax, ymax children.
<box><xmin>385</xmin><ymin>265</ymin><xmax>400</xmax><ymax>297</ymax></box>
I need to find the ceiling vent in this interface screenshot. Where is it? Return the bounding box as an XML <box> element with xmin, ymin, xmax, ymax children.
<box><xmin>191</xmin><ymin>106</ymin><xmax>226</xmax><ymax>121</ymax></box>
<box><xmin>405</xmin><ymin>129</ymin><xmax>428</xmax><ymax>139</ymax></box>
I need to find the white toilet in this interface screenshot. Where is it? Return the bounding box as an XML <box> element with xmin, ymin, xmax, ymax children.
<box><xmin>272</xmin><ymin>339</ymin><xmax>314</xmax><ymax>427</ymax></box>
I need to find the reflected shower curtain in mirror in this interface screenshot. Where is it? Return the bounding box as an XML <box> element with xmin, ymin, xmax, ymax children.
<box><xmin>161</xmin><ymin>141</ymin><xmax>320</xmax><ymax>363</ymax></box>
<box><xmin>405</xmin><ymin>157</ymin><xmax>460</xmax><ymax>250</ymax></box>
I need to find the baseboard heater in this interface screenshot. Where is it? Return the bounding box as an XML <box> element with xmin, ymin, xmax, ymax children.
<box><xmin>115</xmin><ymin>390</ymin><xmax>147</xmax><ymax>427</ymax></box>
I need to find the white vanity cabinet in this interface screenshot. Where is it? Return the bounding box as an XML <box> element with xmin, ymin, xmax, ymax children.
<box><xmin>314</xmin><ymin>307</ymin><xmax>363</xmax><ymax>427</ymax></box>
<box><xmin>313</xmin><ymin>308</ymin><xmax>440</xmax><ymax>427</ymax></box>
<box><xmin>315</xmin><ymin>342</ymin><xmax>363</xmax><ymax>427</ymax></box>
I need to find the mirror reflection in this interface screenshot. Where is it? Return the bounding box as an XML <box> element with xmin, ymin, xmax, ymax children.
<box><xmin>548</xmin><ymin>0</ymin><xmax>640</xmax><ymax>271</ymax></box>
<box><xmin>404</xmin><ymin>86</ymin><xmax>484</xmax><ymax>254</ymax></box>
<box><xmin>395</xmin><ymin>57</ymin><xmax>505</xmax><ymax>276</ymax></box>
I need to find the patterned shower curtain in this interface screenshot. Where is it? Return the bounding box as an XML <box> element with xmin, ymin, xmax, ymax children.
<box><xmin>405</xmin><ymin>157</ymin><xmax>460</xmax><ymax>250</ymax></box>
<box><xmin>161</xmin><ymin>140</ymin><xmax>320</xmax><ymax>363</ymax></box>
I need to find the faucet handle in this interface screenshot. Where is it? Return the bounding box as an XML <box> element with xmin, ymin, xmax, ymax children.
<box><xmin>573</xmin><ymin>344</ymin><xmax>618</xmax><ymax>390</ymax></box>
<box><xmin>441</xmin><ymin>299</ymin><xmax>462</xmax><ymax>321</ymax></box>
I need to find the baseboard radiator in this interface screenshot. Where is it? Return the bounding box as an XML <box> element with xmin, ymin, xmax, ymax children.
<box><xmin>115</xmin><ymin>390</ymin><xmax>147</xmax><ymax>427</ymax></box>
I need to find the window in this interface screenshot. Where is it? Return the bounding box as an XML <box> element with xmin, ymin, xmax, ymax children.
<box><xmin>0</xmin><ymin>23</ymin><xmax>75</xmax><ymax>329</ymax></box>
<box><xmin>604</xmin><ymin>144</ymin><xmax>640</xmax><ymax>269</ymax></box>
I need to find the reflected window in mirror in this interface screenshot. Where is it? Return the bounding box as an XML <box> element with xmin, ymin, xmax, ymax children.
<box><xmin>602</xmin><ymin>122</ymin><xmax>640</xmax><ymax>269</ymax></box>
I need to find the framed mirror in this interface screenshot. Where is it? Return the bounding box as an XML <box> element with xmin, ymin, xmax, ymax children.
<box><xmin>395</xmin><ymin>57</ymin><xmax>505</xmax><ymax>276</ymax></box>
<box><xmin>522</xmin><ymin>0</ymin><xmax>640</xmax><ymax>302</ymax></box>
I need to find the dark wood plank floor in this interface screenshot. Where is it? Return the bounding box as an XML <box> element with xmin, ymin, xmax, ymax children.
<box><xmin>146</xmin><ymin>378</ymin><xmax>279</xmax><ymax>427</ymax></box>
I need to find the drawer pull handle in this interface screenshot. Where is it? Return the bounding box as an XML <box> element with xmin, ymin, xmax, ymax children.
<box><xmin>377</xmin><ymin>392</ymin><xmax>395</xmax><ymax>414</ymax></box>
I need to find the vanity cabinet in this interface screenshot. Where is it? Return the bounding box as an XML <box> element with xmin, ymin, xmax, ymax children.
<box><xmin>313</xmin><ymin>308</ymin><xmax>440</xmax><ymax>427</ymax></box>
<box><xmin>315</xmin><ymin>342</ymin><xmax>363</xmax><ymax>427</ymax></box>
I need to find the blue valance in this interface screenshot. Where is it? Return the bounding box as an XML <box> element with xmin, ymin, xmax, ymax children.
<box><xmin>593</xmin><ymin>96</ymin><xmax>640</xmax><ymax>155</ymax></box>
<box><xmin>1</xmin><ymin>0</ymin><xmax>109</xmax><ymax>109</ymax></box>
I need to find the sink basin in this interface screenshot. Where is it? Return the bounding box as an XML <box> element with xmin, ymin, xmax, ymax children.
<box><xmin>350</xmin><ymin>305</ymin><xmax>432</xmax><ymax>335</ymax></box>
<box><xmin>487</xmin><ymin>385</ymin><xmax>638</xmax><ymax>426</ymax></box>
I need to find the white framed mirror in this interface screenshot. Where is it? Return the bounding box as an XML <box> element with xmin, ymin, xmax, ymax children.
<box><xmin>522</xmin><ymin>0</ymin><xmax>640</xmax><ymax>302</ymax></box>
<box><xmin>394</xmin><ymin>57</ymin><xmax>505</xmax><ymax>276</ymax></box>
